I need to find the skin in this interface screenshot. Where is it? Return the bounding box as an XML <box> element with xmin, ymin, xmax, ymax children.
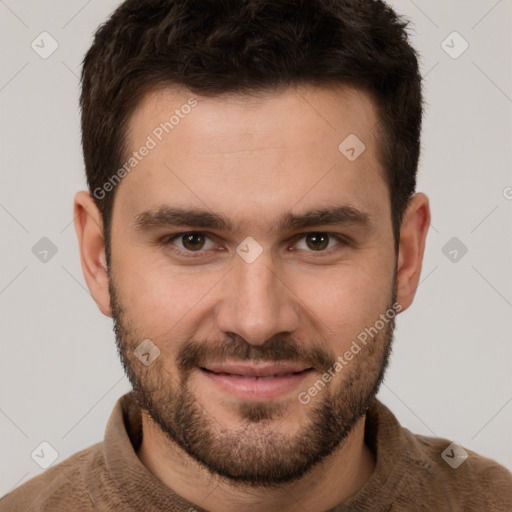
<box><xmin>74</xmin><ymin>84</ymin><xmax>430</xmax><ymax>512</ymax></box>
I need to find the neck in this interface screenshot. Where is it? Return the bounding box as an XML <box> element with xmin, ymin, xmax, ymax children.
<box><xmin>137</xmin><ymin>413</ymin><xmax>375</xmax><ymax>512</ymax></box>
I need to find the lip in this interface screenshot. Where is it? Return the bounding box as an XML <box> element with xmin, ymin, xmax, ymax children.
<box><xmin>202</xmin><ymin>362</ymin><xmax>312</xmax><ymax>377</ymax></box>
<box><xmin>199</xmin><ymin>362</ymin><xmax>314</xmax><ymax>400</ymax></box>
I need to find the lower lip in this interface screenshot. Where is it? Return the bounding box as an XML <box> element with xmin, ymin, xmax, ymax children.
<box><xmin>199</xmin><ymin>368</ymin><xmax>313</xmax><ymax>400</ymax></box>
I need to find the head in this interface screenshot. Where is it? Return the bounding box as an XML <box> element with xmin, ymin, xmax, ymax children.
<box><xmin>75</xmin><ymin>0</ymin><xmax>430</xmax><ymax>486</ymax></box>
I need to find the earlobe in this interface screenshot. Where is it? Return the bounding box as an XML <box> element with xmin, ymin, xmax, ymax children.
<box><xmin>396</xmin><ymin>193</ymin><xmax>431</xmax><ymax>312</ymax></box>
<box><xmin>73</xmin><ymin>191</ymin><xmax>112</xmax><ymax>317</ymax></box>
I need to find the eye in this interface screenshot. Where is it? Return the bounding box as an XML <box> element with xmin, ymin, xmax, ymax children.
<box><xmin>163</xmin><ymin>232</ymin><xmax>216</xmax><ymax>255</ymax></box>
<box><xmin>293</xmin><ymin>232</ymin><xmax>346</xmax><ymax>253</ymax></box>
<box><xmin>161</xmin><ymin>231</ymin><xmax>347</xmax><ymax>259</ymax></box>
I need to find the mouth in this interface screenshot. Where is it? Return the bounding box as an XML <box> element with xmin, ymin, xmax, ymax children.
<box><xmin>198</xmin><ymin>362</ymin><xmax>314</xmax><ymax>400</ymax></box>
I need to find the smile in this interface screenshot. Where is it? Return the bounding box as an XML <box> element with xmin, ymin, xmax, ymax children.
<box><xmin>199</xmin><ymin>363</ymin><xmax>314</xmax><ymax>400</ymax></box>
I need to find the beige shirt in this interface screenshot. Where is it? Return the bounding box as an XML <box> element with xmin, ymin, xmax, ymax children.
<box><xmin>2</xmin><ymin>391</ymin><xmax>511</xmax><ymax>511</ymax></box>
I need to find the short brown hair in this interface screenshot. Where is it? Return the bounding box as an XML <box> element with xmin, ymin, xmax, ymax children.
<box><xmin>80</xmin><ymin>0</ymin><xmax>423</xmax><ymax>265</ymax></box>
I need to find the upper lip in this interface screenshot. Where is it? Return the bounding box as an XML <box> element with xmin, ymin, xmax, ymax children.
<box><xmin>201</xmin><ymin>362</ymin><xmax>312</xmax><ymax>377</ymax></box>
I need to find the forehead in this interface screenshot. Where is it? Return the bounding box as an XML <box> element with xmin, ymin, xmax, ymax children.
<box><xmin>130</xmin><ymin>83</ymin><xmax>380</xmax><ymax>150</ymax></box>
<box><xmin>114</xmin><ymin>84</ymin><xmax>389</xmax><ymax>234</ymax></box>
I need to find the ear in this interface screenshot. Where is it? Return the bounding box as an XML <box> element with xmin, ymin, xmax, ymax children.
<box><xmin>396</xmin><ymin>193</ymin><xmax>431</xmax><ymax>312</ymax></box>
<box><xmin>73</xmin><ymin>191</ymin><xmax>112</xmax><ymax>317</ymax></box>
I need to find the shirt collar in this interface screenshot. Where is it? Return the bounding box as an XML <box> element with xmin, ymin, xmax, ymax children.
<box><xmin>102</xmin><ymin>391</ymin><xmax>410</xmax><ymax>511</ymax></box>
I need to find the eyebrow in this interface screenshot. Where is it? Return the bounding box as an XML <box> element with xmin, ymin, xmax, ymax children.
<box><xmin>132</xmin><ymin>204</ymin><xmax>372</xmax><ymax>235</ymax></box>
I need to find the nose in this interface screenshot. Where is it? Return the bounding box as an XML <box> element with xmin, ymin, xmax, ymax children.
<box><xmin>215</xmin><ymin>247</ymin><xmax>300</xmax><ymax>346</ymax></box>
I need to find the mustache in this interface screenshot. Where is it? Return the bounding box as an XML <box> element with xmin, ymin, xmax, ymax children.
<box><xmin>177</xmin><ymin>335</ymin><xmax>335</xmax><ymax>376</ymax></box>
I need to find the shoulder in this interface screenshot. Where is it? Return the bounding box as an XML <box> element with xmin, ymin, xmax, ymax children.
<box><xmin>406</xmin><ymin>430</ymin><xmax>512</xmax><ymax>510</ymax></box>
<box><xmin>0</xmin><ymin>442</ymin><xmax>103</xmax><ymax>512</ymax></box>
<box><xmin>362</xmin><ymin>399</ymin><xmax>512</xmax><ymax>510</ymax></box>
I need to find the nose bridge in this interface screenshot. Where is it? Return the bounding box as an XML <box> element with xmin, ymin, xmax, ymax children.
<box><xmin>216</xmin><ymin>246</ymin><xmax>299</xmax><ymax>345</ymax></box>
<box><xmin>238</xmin><ymin>250</ymin><xmax>277</xmax><ymax>306</ymax></box>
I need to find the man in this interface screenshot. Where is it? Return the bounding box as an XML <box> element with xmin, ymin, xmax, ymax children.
<box><xmin>2</xmin><ymin>0</ymin><xmax>511</xmax><ymax>510</ymax></box>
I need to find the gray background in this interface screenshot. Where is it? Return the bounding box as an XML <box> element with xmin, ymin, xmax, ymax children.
<box><xmin>0</xmin><ymin>0</ymin><xmax>511</xmax><ymax>497</ymax></box>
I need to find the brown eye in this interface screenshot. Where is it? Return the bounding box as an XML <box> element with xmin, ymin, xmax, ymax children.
<box><xmin>293</xmin><ymin>232</ymin><xmax>346</xmax><ymax>254</ymax></box>
<box><xmin>305</xmin><ymin>233</ymin><xmax>330</xmax><ymax>251</ymax></box>
<box><xmin>181</xmin><ymin>232</ymin><xmax>206</xmax><ymax>251</ymax></box>
<box><xmin>163</xmin><ymin>232</ymin><xmax>216</xmax><ymax>255</ymax></box>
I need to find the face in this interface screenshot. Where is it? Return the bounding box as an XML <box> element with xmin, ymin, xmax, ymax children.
<box><xmin>107</xmin><ymin>84</ymin><xmax>399</xmax><ymax>485</ymax></box>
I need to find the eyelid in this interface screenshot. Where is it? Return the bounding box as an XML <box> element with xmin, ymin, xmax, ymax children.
<box><xmin>160</xmin><ymin>231</ymin><xmax>350</xmax><ymax>258</ymax></box>
<box><xmin>161</xmin><ymin>231</ymin><xmax>217</xmax><ymax>256</ymax></box>
<box><xmin>291</xmin><ymin>232</ymin><xmax>349</xmax><ymax>252</ymax></box>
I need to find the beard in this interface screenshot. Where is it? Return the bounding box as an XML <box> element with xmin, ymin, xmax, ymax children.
<box><xmin>109</xmin><ymin>271</ymin><xmax>396</xmax><ymax>487</ymax></box>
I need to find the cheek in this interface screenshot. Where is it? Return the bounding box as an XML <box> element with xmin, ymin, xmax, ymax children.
<box><xmin>114</xmin><ymin>235</ymin><xmax>394</xmax><ymax>350</ymax></box>
<box><xmin>294</xmin><ymin>260</ymin><xmax>392</xmax><ymax>349</ymax></box>
<box><xmin>114</xmin><ymin>249</ymin><xmax>222</xmax><ymax>332</ymax></box>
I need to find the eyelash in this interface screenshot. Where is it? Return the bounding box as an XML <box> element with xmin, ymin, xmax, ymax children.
<box><xmin>159</xmin><ymin>231</ymin><xmax>349</xmax><ymax>259</ymax></box>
